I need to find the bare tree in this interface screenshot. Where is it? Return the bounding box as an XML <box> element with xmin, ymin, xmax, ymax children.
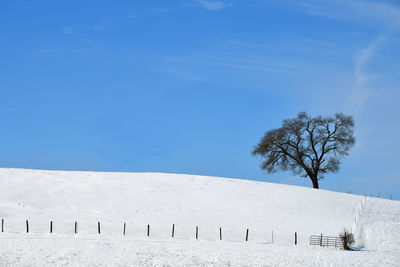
<box><xmin>252</xmin><ymin>112</ymin><xmax>355</xmax><ymax>189</ymax></box>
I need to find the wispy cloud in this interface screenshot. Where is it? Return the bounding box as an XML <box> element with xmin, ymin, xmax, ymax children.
<box><xmin>62</xmin><ymin>20</ymin><xmax>111</xmax><ymax>35</ymax></box>
<box><xmin>125</xmin><ymin>14</ymin><xmax>140</xmax><ymax>19</ymax></box>
<box><xmin>162</xmin><ymin>68</ymin><xmax>208</xmax><ymax>82</ymax></box>
<box><xmin>165</xmin><ymin>52</ymin><xmax>301</xmax><ymax>76</ymax></box>
<box><xmin>284</xmin><ymin>0</ymin><xmax>400</xmax><ymax>30</ymax></box>
<box><xmin>181</xmin><ymin>0</ymin><xmax>229</xmax><ymax>11</ymax></box>
<box><xmin>152</xmin><ymin>8</ymin><xmax>170</xmax><ymax>13</ymax></box>
<box><xmin>71</xmin><ymin>48</ymin><xmax>89</xmax><ymax>54</ymax></box>
<box><xmin>280</xmin><ymin>0</ymin><xmax>400</xmax><ymax>115</ymax></box>
<box><xmin>36</xmin><ymin>48</ymin><xmax>56</xmax><ymax>54</ymax></box>
<box><xmin>197</xmin><ymin>0</ymin><xmax>226</xmax><ymax>10</ymax></box>
<box><xmin>348</xmin><ymin>35</ymin><xmax>386</xmax><ymax>115</ymax></box>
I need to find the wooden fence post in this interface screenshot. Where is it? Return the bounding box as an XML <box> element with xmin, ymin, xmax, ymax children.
<box><xmin>50</xmin><ymin>221</ymin><xmax>53</xmax><ymax>234</ymax></box>
<box><xmin>26</xmin><ymin>220</ymin><xmax>29</xmax><ymax>233</ymax></box>
<box><xmin>147</xmin><ymin>224</ymin><xmax>150</xmax><ymax>237</ymax></box>
<box><xmin>196</xmin><ymin>226</ymin><xmax>198</xmax><ymax>239</ymax></box>
<box><xmin>295</xmin><ymin>232</ymin><xmax>297</xmax><ymax>245</ymax></box>
<box><xmin>1</xmin><ymin>219</ymin><xmax>3</xmax><ymax>233</ymax></box>
<box><xmin>272</xmin><ymin>230</ymin><xmax>274</xmax><ymax>243</ymax></box>
<box><xmin>123</xmin><ymin>223</ymin><xmax>126</xmax><ymax>235</ymax></box>
<box><xmin>320</xmin><ymin>233</ymin><xmax>323</xmax><ymax>246</ymax></box>
<box><xmin>219</xmin><ymin>227</ymin><xmax>222</xmax><ymax>241</ymax></box>
<box><xmin>245</xmin><ymin>229</ymin><xmax>249</xmax><ymax>242</ymax></box>
<box><xmin>75</xmin><ymin>222</ymin><xmax>78</xmax><ymax>234</ymax></box>
<box><xmin>172</xmin><ymin>224</ymin><xmax>175</xmax><ymax>238</ymax></box>
<box><xmin>98</xmin><ymin>222</ymin><xmax>101</xmax><ymax>234</ymax></box>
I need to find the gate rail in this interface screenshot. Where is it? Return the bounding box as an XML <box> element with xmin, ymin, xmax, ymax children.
<box><xmin>310</xmin><ymin>234</ymin><xmax>343</xmax><ymax>248</ymax></box>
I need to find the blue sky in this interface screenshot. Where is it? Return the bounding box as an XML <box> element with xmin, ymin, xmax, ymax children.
<box><xmin>1</xmin><ymin>0</ymin><xmax>400</xmax><ymax>199</ymax></box>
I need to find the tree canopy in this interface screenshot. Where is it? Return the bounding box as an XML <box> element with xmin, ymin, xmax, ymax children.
<box><xmin>252</xmin><ymin>112</ymin><xmax>355</xmax><ymax>189</ymax></box>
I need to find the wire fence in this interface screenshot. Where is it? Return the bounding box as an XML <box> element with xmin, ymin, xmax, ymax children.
<box><xmin>1</xmin><ymin>218</ymin><xmax>359</xmax><ymax>249</ymax></box>
<box><xmin>1</xmin><ymin>218</ymin><xmax>279</xmax><ymax>245</ymax></box>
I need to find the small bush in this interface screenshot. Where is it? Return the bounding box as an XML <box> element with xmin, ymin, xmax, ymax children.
<box><xmin>339</xmin><ymin>229</ymin><xmax>355</xmax><ymax>250</ymax></box>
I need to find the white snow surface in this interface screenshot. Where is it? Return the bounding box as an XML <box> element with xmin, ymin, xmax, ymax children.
<box><xmin>0</xmin><ymin>168</ymin><xmax>399</xmax><ymax>266</ymax></box>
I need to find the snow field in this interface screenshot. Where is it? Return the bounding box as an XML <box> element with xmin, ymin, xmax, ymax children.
<box><xmin>0</xmin><ymin>234</ymin><xmax>399</xmax><ymax>266</ymax></box>
<box><xmin>0</xmin><ymin>168</ymin><xmax>399</xmax><ymax>266</ymax></box>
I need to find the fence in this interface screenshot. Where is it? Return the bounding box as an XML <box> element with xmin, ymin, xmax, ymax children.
<box><xmin>2</xmin><ymin>218</ymin><xmax>345</xmax><ymax>248</ymax></box>
<box><xmin>0</xmin><ymin>218</ymin><xmax>277</xmax><ymax>244</ymax></box>
<box><xmin>309</xmin><ymin>234</ymin><xmax>343</xmax><ymax>248</ymax></box>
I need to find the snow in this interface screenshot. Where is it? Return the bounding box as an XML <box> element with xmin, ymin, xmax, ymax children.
<box><xmin>0</xmin><ymin>168</ymin><xmax>399</xmax><ymax>266</ymax></box>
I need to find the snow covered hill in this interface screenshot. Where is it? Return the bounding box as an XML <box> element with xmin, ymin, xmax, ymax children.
<box><xmin>0</xmin><ymin>168</ymin><xmax>399</xmax><ymax>266</ymax></box>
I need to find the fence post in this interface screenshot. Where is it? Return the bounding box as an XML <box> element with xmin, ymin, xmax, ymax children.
<box><xmin>26</xmin><ymin>220</ymin><xmax>29</xmax><ymax>233</ymax></box>
<box><xmin>50</xmin><ymin>221</ymin><xmax>53</xmax><ymax>234</ymax></box>
<box><xmin>271</xmin><ymin>230</ymin><xmax>274</xmax><ymax>243</ymax></box>
<box><xmin>219</xmin><ymin>227</ymin><xmax>222</xmax><ymax>241</ymax></box>
<box><xmin>172</xmin><ymin>224</ymin><xmax>175</xmax><ymax>238</ymax></box>
<box><xmin>75</xmin><ymin>222</ymin><xmax>78</xmax><ymax>234</ymax></box>
<box><xmin>320</xmin><ymin>233</ymin><xmax>323</xmax><ymax>246</ymax></box>
<box><xmin>295</xmin><ymin>232</ymin><xmax>297</xmax><ymax>245</ymax></box>
<box><xmin>246</xmin><ymin>229</ymin><xmax>249</xmax><ymax>242</ymax></box>
<box><xmin>147</xmin><ymin>224</ymin><xmax>150</xmax><ymax>237</ymax></box>
<box><xmin>123</xmin><ymin>223</ymin><xmax>126</xmax><ymax>235</ymax></box>
<box><xmin>1</xmin><ymin>219</ymin><xmax>3</xmax><ymax>233</ymax></box>
<box><xmin>196</xmin><ymin>226</ymin><xmax>198</xmax><ymax>239</ymax></box>
<box><xmin>98</xmin><ymin>222</ymin><xmax>101</xmax><ymax>234</ymax></box>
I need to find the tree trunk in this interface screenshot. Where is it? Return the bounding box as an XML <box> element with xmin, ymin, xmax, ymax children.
<box><xmin>311</xmin><ymin>176</ymin><xmax>319</xmax><ymax>189</ymax></box>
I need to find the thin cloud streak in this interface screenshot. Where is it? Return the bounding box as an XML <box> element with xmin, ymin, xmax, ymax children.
<box><xmin>36</xmin><ymin>48</ymin><xmax>56</xmax><ymax>54</ymax></box>
<box><xmin>348</xmin><ymin>35</ymin><xmax>386</xmax><ymax>116</ymax></box>
<box><xmin>280</xmin><ymin>0</ymin><xmax>400</xmax><ymax>115</ymax></box>
<box><xmin>284</xmin><ymin>0</ymin><xmax>400</xmax><ymax>30</ymax></box>
<box><xmin>165</xmin><ymin>53</ymin><xmax>302</xmax><ymax>75</ymax></box>
<box><xmin>195</xmin><ymin>0</ymin><xmax>229</xmax><ymax>11</ymax></box>
<box><xmin>152</xmin><ymin>8</ymin><xmax>170</xmax><ymax>13</ymax></box>
<box><xmin>62</xmin><ymin>20</ymin><xmax>112</xmax><ymax>35</ymax></box>
<box><xmin>162</xmin><ymin>68</ymin><xmax>208</xmax><ymax>82</ymax></box>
